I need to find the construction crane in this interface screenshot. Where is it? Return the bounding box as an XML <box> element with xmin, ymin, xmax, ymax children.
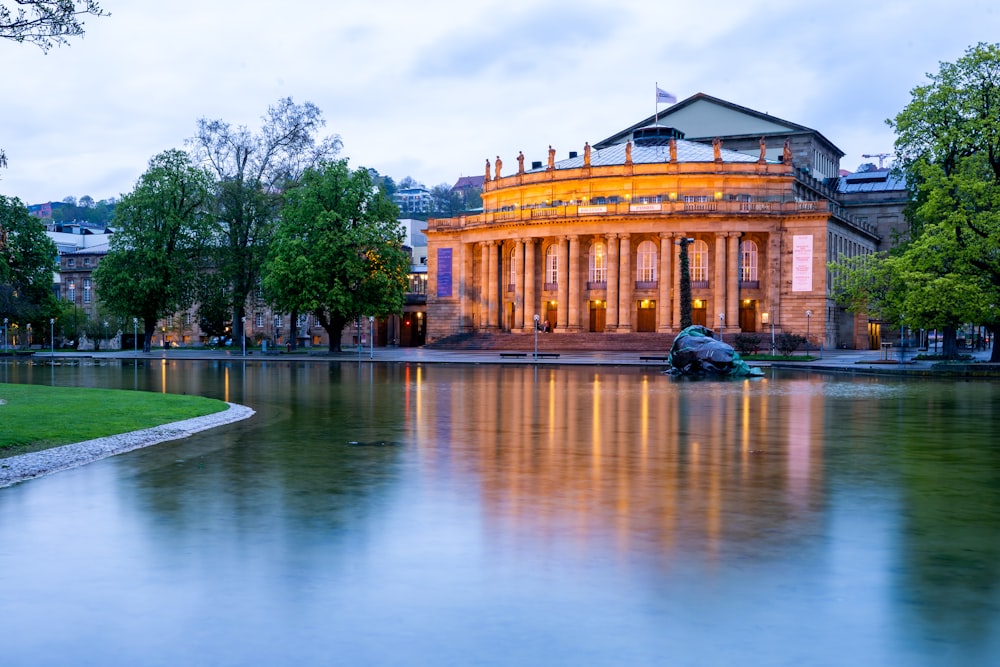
<box><xmin>862</xmin><ymin>153</ymin><xmax>890</xmax><ymax>169</ymax></box>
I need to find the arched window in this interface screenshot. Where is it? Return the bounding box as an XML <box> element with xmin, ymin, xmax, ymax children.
<box><xmin>589</xmin><ymin>241</ymin><xmax>606</xmax><ymax>283</ymax></box>
<box><xmin>545</xmin><ymin>244</ymin><xmax>559</xmax><ymax>286</ymax></box>
<box><xmin>508</xmin><ymin>246</ymin><xmax>517</xmax><ymax>289</ymax></box>
<box><xmin>740</xmin><ymin>240</ymin><xmax>758</xmax><ymax>282</ymax></box>
<box><xmin>691</xmin><ymin>240</ymin><xmax>709</xmax><ymax>282</ymax></box>
<box><xmin>636</xmin><ymin>240</ymin><xmax>657</xmax><ymax>282</ymax></box>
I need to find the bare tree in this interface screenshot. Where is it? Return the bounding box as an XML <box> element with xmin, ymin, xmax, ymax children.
<box><xmin>189</xmin><ymin>97</ymin><xmax>342</xmax><ymax>340</ymax></box>
<box><xmin>0</xmin><ymin>1</ymin><xmax>108</xmax><ymax>51</ymax></box>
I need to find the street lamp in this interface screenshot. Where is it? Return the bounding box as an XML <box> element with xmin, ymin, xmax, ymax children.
<box><xmin>3</xmin><ymin>317</ymin><xmax>7</xmax><ymax>354</ymax></box>
<box><xmin>762</xmin><ymin>312</ymin><xmax>773</xmax><ymax>355</ymax></box>
<box><xmin>805</xmin><ymin>310</ymin><xmax>812</xmax><ymax>355</ymax></box>
<box><xmin>241</xmin><ymin>316</ymin><xmax>247</xmax><ymax>357</ymax></box>
<box><xmin>133</xmin><ymin>317</ymin><xmax>138</xmax><ymax>356</ymax></box>
<box><xmin>50</xmin><ymin>318</ymin><xmax>55</xmax><ymax>356</ymax></box>
<box><xmin>26</xmin><ymin>323</ymin><xmax>31</xmax><ymax>349</ymax></box>
<box><xmin>533</xmin><ymin>313</ymin><xmax>540</xmax><ymax>358</ymax></box>
<box><xmin>718</xmin><ymin>312</ymin><xmax>725</xmax><ymax>340</ymax></box>
<box><xmin>369</xmin><ymin>316</ymin><xmax>375</xmax><ymax>359</ymax></box>
<box><xmin>104</xmin><ymin>321</ymin><xmax>109</xmax><ymax>351</ymax></box>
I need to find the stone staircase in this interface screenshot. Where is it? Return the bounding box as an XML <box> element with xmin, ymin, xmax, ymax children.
<box><xmin>426</xmin><ymin>331</ymin><xmax>677</xmax><ymax>353</ymax></box>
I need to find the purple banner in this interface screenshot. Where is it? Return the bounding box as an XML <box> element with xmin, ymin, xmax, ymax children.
<box><xmin>437</xmin><ymin>248</ymin><xmax>453</xmax><ymax>297</ymax></box>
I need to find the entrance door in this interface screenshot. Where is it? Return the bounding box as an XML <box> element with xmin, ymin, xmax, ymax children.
<box><xmin>692</xmin><ymin>304</ymin><xmax>707</xmax><ymax>327</ymax></box>
<box><xmin>589</xmin><ymin>301</ymin><xmax>606</xmax><ymax>332</ymax></box>
<box><xmin>636</xmin><ymin>301</ymin><xmax>656</xmax><ymax>332</ymax></box>
<box><xmin>545</xmin><ymin>303</ymin><xmax>558</xmax><ymax>332</ymax></box>
<box><xmin>739</xmin><ymin>300</ymin><xmax>757</xmax><ymax>332</ymax></box>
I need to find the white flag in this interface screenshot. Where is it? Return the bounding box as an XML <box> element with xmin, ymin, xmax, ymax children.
<box><xmin>656</xmin><ymin>87</ymin><xmax>677</xmax><ymax>104</ymax></box>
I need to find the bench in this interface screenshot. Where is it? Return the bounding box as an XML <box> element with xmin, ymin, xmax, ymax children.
<box><xmin>499</xmin><ymin>352</ymin><xmax>528</xmax><ymax>358</ymax></box>
<box><xmin>533</xmin><ymin>353</ymin><xmax>560</xmax><ymax>359</ymax></box>
<box><xmin>639</xmin><ymin>355</ymin><xmax>670</xmax><ymax>363</ymax></box>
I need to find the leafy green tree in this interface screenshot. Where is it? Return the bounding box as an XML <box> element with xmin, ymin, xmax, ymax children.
<box><xmin>889</xmin><ymin>42</ymin><xmax>1000</xmax><ymax>361</ymax></box>
<box><xmin>93</xmin><ymin>150</ymin><xmax>213</xmax><ymax>352</ymax></box>
<box><xmin>190</xmin><ymin>97</ymin><xmax>342</xmax><ymax>344</ymax></box>
<box><xmin>678</xmin><ymin>237</ymin><xmax>693</xmax><ymax>329</ymax></box>
<box><xmin>0</xmin><ymin>195</ymin><xmax>58</xmax><ymax>330</ymax></box>
<box><xmin>262</xmin><ymin>160</ymin><xmax>409</xmax><ymax>353</ymax></box>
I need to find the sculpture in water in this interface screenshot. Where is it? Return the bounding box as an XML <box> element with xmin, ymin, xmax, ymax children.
<box><xmin>667</xmin><ymin>325</ymin><xmax>763</xmax><ymax>377</ymax></box>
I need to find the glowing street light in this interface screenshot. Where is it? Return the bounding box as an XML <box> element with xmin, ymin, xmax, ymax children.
<box><xmin>50</xmin><ymin>318</ymin><xmax>55</xmax><ymax>356</ymax></box>
<box><xmin>241</xmin><ymin>316</ymin><xmax>247</xmax><ymax>357</ymax></box>
<box><xmin>806</xmin><ymin>310</ymin><xmax>812</xmax><ymax>355</ymax></box>
<box><xmin>533</xmin><ymin>313</ymin><xmax>540</xmax><ymax>358</ymax></box>
<box><xmin>133</xmin><ymin>317</ymin><xmax>138</xmax><ymax>356</ymax></box>
<box><xmin>369</xmin><ymin>316</ymin><xmax>375</xmax><ymax>359</ymax></box>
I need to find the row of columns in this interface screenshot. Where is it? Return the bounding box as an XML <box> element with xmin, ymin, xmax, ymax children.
<box><xmin>474</xmin><ymin>230</ymin><xmax>779</xmax><ymax>334</ymax></box>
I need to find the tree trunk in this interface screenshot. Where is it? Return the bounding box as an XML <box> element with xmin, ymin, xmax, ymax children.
<box><xmin>942</xmin><ymin>325</ymin><xmax>960</xmax><ymax>359</ymax></box>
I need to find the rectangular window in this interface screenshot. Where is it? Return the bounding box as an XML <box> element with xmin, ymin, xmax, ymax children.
<box><xmin>83</xmin><ymin>278</ymin><xmax>91</xmax><ymax>303</ymax></box>
<box><xmin>68</xmin><ymin>281</ymin><xmax>76</xmax><ymax>302</ymax></box>
<box><xmin>67</xmin><ymin>258</ymin><xmax>76</xmax><ymax>269</ymax></box>
<box><xmin>274</xmin><ymin>315</ymin><xmax>282</xmax><ymax>329</ymax></box>
<box><xmin>255</xmin><ymin>312</ymin><xmax>263</xmax><ymax>328</ymax></box>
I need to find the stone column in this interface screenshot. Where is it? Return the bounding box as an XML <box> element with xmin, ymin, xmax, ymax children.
<box><xmin>658</xmin><ymin>232</ymin><xmax>672</xmax><ymax>332</ymax></box>
<box><xmin>479</xmin><ymin>242</ymin><xmax>489</xmax><ymax>330</ymax></box>
<box><xmin>672</xmin><ymin>236</ymin><xmax>684</xmax><ymax>330</ymax></box>
<box><xmin>523</xmin><ymin>238</ymin><xmax>536</xmax><ymax>332</ymax></box>
<box><xmin>557</xmin><ymin>237</ymin><xmax>569</xmax><ymax>331</ymax></box>
<box><xmin>459</xmin><ymin>243</ymin><xmax>472</xmax><ymax>332</ymax></box>
<box><xmin>513</xmin><ymin>239</ymin><xmax>525</xmax><ymax>331</ymax></box>
<box><xmin>617</xmin><ymin>233</ymin><xmax>632</xmax><ymax>332</ymax></box>
<box><xmin>727</xmin><ymin>232</ymin><xmax>741</xmax><ymax>331</ymax></box>
<box><xmin>606</xmin><ymin>234</ymin><xmax>619</xmax><ymax>331</ymax></box>
<box><xmin>714</xmin><ymin>233</ymin><xmax>727</xmax><ymax>333</ymax></box>
<box><xmin>568</xmin><ymin>235</ymin><xmax>581</xmax><ymax>331</ymax></box>
<box><xmin>487</xmin><ymin>240</ymin><xmax>498</xmax><ymax>330</ymax></box>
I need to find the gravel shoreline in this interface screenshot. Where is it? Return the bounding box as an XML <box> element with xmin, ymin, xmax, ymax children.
<box><xmin>0</xmin><ymin>403</ymin><xmax>255</xmax><ymax>488</ymax></box>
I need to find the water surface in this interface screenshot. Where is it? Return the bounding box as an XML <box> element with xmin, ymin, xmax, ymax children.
<box><xmin>1</xmin><ymin>360</ymin><xmax>998</xmax><ymax>665</ymax></box>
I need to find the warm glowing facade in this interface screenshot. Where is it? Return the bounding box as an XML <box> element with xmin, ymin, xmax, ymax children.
<box><xmin>425</xmin><ymin>94</ymin><xmax>883</xmax><ymax>349</ymax></box>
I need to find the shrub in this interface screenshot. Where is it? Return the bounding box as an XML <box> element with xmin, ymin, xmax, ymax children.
<box><xmin>775</xmin><ymin>332</ymin><xmax>807</xmax><ymax>355</ymax></box>
<box><xmin>732</xmin><ymin>333</ymin><xmax>762</xmax><ymax>354</ymax></box>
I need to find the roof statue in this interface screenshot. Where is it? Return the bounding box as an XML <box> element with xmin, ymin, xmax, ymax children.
<box><xmin>758</xmin><ymin>136</ymin><xmax>767</xmax><ymax>164</ymax></box>
<box><xmin>713</xmin><ymin>137</ymin><xmax>722</xmax><ymax>161</ymax></box>
<box><xmin>669</xmin><ymin>138</ymin><xmax>677</xmax><ymax>163</ymax></box>
<box><xmin>583</xmin><ymin>142</ymin><xmax>591</xmax><ymax>167</ymax></box>
<box><xmin>517</xmin><ymin>151</ymin><xmax>525</xmax><ymax>174</ymax></box>
<box><xmin>625</xmin><ymin>140</ymin><xmax>633</xmax><ymax>165</ymax></box>
<box><xmin>494</xmin><ymin>156</ymin><xmax>502</xmax><ymax>180</ymax></box>
<box><xmin>484</xmin><ymin>158</ymin><xmax>491</xmax><ymax>183</ymax></box>
<box><xmin>783</xmin><ymin>139</ymin><xmax>792</xmax><ymax>164</ymax></box>
<box><xmin>548</xmin><ymin>145</ymin><xmax>556</xmax><ymax>170</ymax></box>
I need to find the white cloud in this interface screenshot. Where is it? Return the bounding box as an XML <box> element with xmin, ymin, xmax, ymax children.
<box><xmin>2</xmin><ymin>0</ymin><xmax>1000</xmax><ymax>202</ymax></box>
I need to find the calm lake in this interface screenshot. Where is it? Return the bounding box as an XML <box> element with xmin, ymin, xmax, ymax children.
<box><xmin>1</xmin><ymin>359</ymin><xmax>999</xmax><ymax>666</ymax></box>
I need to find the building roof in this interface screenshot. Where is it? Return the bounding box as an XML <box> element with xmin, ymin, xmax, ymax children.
<box><xmin>594</xmin><ymin>92</ymin><xmax>844</xmax><ymax>158</ymax></box>
<box><xmin>835</xmin><ymin>169</ymin><xmax>907</xmax><ymax>194</ymax></box>
<box><xmin>524</xmin><ymin>137</ymin><xmax>761</xmax><ymax>174</ymax></box>
<box><xmin>453</xmin><ymin>175</ymin><xmax>484</xmax><ymax>190</ymax></box>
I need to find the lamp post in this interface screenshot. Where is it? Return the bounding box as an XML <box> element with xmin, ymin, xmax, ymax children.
<box><xmin>133</xmin><ymin>317</ymin><xmax>138</xmax><ymax>356</ymax></box>
<box><xmin>369</xmin><ymin>316</ymin><xmax>374</xmax><ymax>359</ymax></box>
<box><xmin>241</xmin><ymin>316</ymin><xmax>247</xmax><ymax>357</ymax></box>
<box><xmin>718</xmin><ymin>312</ymin><xmax>725</xmax><ymax>340</ymax></box>
<box><xmin>533</xmin><ymin>313</ymin><xmax>540</xmax><ymax>358</ymax></box>
<box><xmin>26</xmin><ymin>323</ymin><xmax>31</xmax><ymax>349</ymax></box>
<box><xmin>900</xmin><ymin>314</ymin><xmax>905</xmax><ymax>363</ymax></box>
<box><xmin>3</xmin><ymin>317</ymin><xmax>7</xmax><ymax>354</ymax></box>
<box><xmin>805</xmin><ymin>310</ymin><xmax>812</xmax><ymax>355</ymax></box>
<box><xmin>50</xmin><ymin>318</ymin><xmax>55</xmax><ymax>356</ymax></box>
<box><xmin>762</xmin><ymin>312</ymin><xmax>772</xmax><ymax>355</ymax></box>
<box><xmin>104</xmin><ymin>321</ymin><xmax>109</xmax><ymax>351</ymax></box>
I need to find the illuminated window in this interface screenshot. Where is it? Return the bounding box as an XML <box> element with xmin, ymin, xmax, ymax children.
<box><xmin>83</xmin><ymin>278</ymin><xmax>91</xmax><ymax>303</ymax></box>
<box><xmin>68</xmin><ymin>280</ymin><xmax>76</xmax><ymax>301</ymax></box>
<box><xmin>589</xmin><ymin>241</ymin><xmax>606</xmax><ymax>283</ymax></box>
<box><xmin>545</xmin><ymin>244</ymin><xmax>559</xmax><ymax>284</ymax></box>
<box><xmin>691</xmin><ymin>240</ymin><xmax>709</xmax><ymax>282</ymax></box>
<box><xmin>741</xmin><ymin>240</ymin><xmax>758</xmax><ymax>281</ymax></box>
<box><xmin>637</xmin><ymin>240</ymin><xmax>657</xmax><ymax>282</ymax></box>
<box><xmin>509</xmin><ymin>246</ymin><xmax>517</xmax><ymax>286</ymax></box>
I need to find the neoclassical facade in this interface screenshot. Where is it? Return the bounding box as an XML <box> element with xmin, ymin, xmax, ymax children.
<box><xmin>426</xmin><ymin>101</ymin><xmax>883</xmax><ymax>349</ymax></box>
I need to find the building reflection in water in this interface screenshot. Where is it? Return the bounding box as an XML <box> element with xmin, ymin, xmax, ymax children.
<box><xmin>410</xmin><ymin>366</ymin><xmax>827</xmax><ymax>566</ymax></box>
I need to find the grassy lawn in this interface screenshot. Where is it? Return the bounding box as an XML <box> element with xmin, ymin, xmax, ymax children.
<box><xmin>0</xmin><ymin>383</ymin><xmax>228</xmax><ymax>458</ymax></box>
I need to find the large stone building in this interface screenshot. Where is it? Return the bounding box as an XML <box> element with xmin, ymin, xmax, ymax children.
<box><xmin>425</xmin><ymin>93</ymin><xmax>904</xmax><ymax>350</ymax></box>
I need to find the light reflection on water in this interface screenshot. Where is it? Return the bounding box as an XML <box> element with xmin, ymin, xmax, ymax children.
<box><xmin>1</xmin><ymin>359</ymin><xmax>999</xmax><ymax>666</ymax></box>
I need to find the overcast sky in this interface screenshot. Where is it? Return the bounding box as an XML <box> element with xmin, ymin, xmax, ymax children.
<box><xmin>2</xmin><ymin>0</ymin><xmax>999</xmax><ymax>205</ymax></box>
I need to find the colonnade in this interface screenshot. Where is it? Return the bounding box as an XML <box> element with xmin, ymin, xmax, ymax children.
<box><xmin>468</xmin><ymin>229</ymin><xmax>782</xmax><ymax>335</ymax></box>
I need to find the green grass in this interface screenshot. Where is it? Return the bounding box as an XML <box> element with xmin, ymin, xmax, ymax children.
<box><xmin>0</xmin><ymin>384</ymin><xmax>228</xmax><ymax>458</ymax></box>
